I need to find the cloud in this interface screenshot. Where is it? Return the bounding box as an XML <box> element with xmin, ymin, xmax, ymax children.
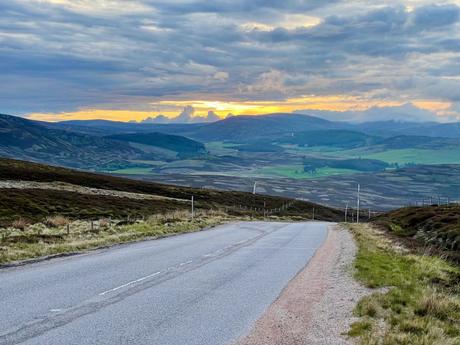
<box><xmin>1</xmin><ymin>0</ymin><xmax>460</xmax><ymax>121</ymax></box>
<box><xmin>140</xmin><ymin>106</ymin><xmax>221</xmax><ymax>123</ymax></box>
<box><xmin>413</xmin><ymin>4</ymin><xmax>460</xmax><ymax>28</ymax></box>
<box><xmin>294</xmin><ymin>103</ymin><xmax>446</xmax><ymax>123</ymax></box>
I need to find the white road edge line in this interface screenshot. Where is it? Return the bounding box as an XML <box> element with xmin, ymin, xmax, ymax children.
<box><xmin>99</xmin><ymin>271</ymin><xmax>161</xmax><ymax>296</ymax></box>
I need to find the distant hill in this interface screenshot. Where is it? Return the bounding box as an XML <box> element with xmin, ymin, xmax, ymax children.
<box><xmin>0</xmin><ymin>114</ymin><xmax>139</xmax><ymax>170</ymax></box>
<box><xmin>377</xmin><ymin>135</ymin><xmax>460</xmax><ymax>150</ymax></box>
<box><xmin>277</xmin><ymin>130</ymin><xmax>377</xmax><ymax>148</ymax></box>
<box><xmin>355</xmin><ymin>120</ymin><xmax>460</xmax><ymax>138</ymax></box>
<box><xmin>42</xmin><ymin>119</ymin><xmax>205</xmax><ymax>136</ymax></box>
<box><xmin>106</xmin><ymin>132</ymin><xmax>206</xmax><ymax>159</ymax></box>
<box><xmin>184</xmin><ymin>113</ymin><xmax>347</xmax><ymax>142</ymax></box>
<box><xmin>400</xmin><ymin>122</ymin><xmax>460</xmax><ymax>138</ymax></box>
<box><xmin>0</xmin><ymin>114</ymin><xmax>207</xmax><ymax>170</ymax></box>
<box><xmin>46</xmin><ymin>113</ymin><xmax>460</xmax><ymax>142</ymax></box>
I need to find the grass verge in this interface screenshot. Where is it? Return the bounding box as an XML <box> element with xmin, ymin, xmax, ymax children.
<box><xmin>347</xmin><ymin>223</ymin><xmax>460</xmax><ymax>345</ymax></box>
<box><xmin>0</xmin><ymin>210</ymin><xmax>230</xmax><ymax>265</ymax></box>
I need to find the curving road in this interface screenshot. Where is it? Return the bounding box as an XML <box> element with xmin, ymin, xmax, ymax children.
<box><xmin>0</xmin><ymin>221</ymin><xmax>330</xmax><ymax>345</ymax></box>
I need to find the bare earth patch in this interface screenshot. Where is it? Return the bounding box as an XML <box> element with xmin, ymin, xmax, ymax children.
<box><xmin>235</xmin><ymin>225</ymin><xmax>370</xmax><ymax>345</ymax></box>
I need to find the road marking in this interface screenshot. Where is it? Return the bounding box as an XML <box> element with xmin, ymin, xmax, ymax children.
<box><xmin>49</xmin><ymin>309</ymin><xmax>62</xmax><ymax>313</ymax></box>
<box><xmin>179</xmin><ymin>260</ymin><xmax>193</xmax><ymax>266</ymax></box>
<box><xmin>99</xmin><ymin>271</ymin><xmax>161</xmax><ymax>296</ymax></box>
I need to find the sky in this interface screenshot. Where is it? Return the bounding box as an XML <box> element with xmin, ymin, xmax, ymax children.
<box><xmin>1</xmin><ymin>0</ymin><xmax>460</xmax><ymax>123</ymax></box>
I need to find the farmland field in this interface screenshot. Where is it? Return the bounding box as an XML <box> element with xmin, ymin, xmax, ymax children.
<box><xmin>356</xmin><ymin>148</ymin><xmax>460</xmax><ymax>165</ymax></box>
<box><xmin>256</xmin><ymin>165</ymin><xmax>359</xmax><ymax>179</ymax></box>
<box><xmin>108</xmin><ymin>167</ymin><xmax>155</xmax><ymax>175</ymax></box>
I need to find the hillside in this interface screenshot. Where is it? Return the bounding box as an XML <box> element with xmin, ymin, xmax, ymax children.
<box><xmin>181</xmin><ymin>113</ymin><xmax>345</xmax><ymax>142</ymax></box>
<box><xmin>42</xmin><ymin>119</ymin><xmax>205</xmax><ymax>136</ymax></box>
<box><xmin>377</xmin><ymin>135</ymin><xmax>460</xmax><ymax>150</ymax></box>
<box><xmin>375</xmin><ymin>204</ymin><xmax>460</xmax><ymax>261</ymax></box>
<box><xmin>106</xmin><ymin>132</ymin><xmax>206</xmax><ymax>159</ymax></box>
<box><xmin>0</xmin><ymin>158</ymin><xmax>343</xmax><ymax>225</ymax></box>
<box><xmin>0</xmin><ymin>114</ymin><xmax>210</xmax><ymax>170</ymax></box>
<box><xmin>277</xmin><ymin>130</ymin><xmax>377</xmax><ymax>148</ymax></box>
<box><xmin>0</xmin><ymin>114</ymin><xmax>139</xmax><ymax>170</ymax></box>
<box><xmin>47</xmin><ymin>113</ymin><xmax>344</xmax><ymax>142</ymax></box>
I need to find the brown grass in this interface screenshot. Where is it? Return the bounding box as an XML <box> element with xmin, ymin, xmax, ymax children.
<box><xmin>44</xmin><ymin>215</ymin><xmax>70</xmax><ymax>228</ymax></box>
<box><xmin>0</xmin><ymin>211</ymin><xmax>234</xmax><ymax>265</ymax></box>
<box><xmin>11</xmin><ymin>218</ymin><xmax>29</xmax><ymax>230</ymax></box>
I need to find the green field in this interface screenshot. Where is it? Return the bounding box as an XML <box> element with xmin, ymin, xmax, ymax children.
<box><xmin>256</xmin><ymin>165</ymin><xmax>359</xmax><ymax>179</ymax></box>
<box><xmin>205</xmin><ymin>141</ymin><xmax>239</xmax><ymax>155</ymax></box>
<box><xmin>107</xmin><ymin>167</ymin><xmax>155</xmax><ymax>175</ymax></box>
<box><xmin>358</xmin><ymin>148</ymin><xmax>460</xmax><ymax>165</ymax></box>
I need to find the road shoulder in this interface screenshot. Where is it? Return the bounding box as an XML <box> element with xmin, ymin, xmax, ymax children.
<box><xmin>235</xmin><ymin>224</ymin><xmax>369</xmax><ymax>345</ymax></box>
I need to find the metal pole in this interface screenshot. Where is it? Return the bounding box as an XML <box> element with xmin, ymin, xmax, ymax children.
<box><xmin>357</xmin><ymin>184</ymin><xmax>360</xmax><ymax>224</ymax></box>
<box><xmin>253</xmin><ymin>182</ymin><xmax>257</xmax><ymax>195</ymax></box>
<box><xmin>312</xmin><ymin>207</ymin><xmax>315</xmax><ymax>220</ymax></box>
<box><xmin>345</xmin><ymin>203</ymin><xmax>348</xmax><ymax>222</ymax></box>
<box><xmin>191</xmin><ymin>196</ymin><xmax>194</xmax><ymax>220</ymax></box>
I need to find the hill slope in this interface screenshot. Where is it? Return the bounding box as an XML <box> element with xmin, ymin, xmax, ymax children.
<box><xmin>0</xmin><ymin>158</ymin><xmax>343</xmax><ymax>225</ymax></box>
<box><xmin>0</xmin><ymin>114</ymin><xmax>139</xmax><ymax>170</ymax></box>
<box><xmin>375</xmin><ymin>204</ymin><xmax>460</xmax><ymax>260</ymax></box>
<box><xmin>106</xmin><ymin>132</ymin><xmax>206</xmax><ymax>159</ymax></box>
<box><xmin>0</xmin><ymin>114</ymin><xmax>210</xmax><ymax>169</ymax></box>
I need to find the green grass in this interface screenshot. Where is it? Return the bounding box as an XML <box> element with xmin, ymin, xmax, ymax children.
<box><xmin>205</xmin><ymin>141</ymin><xmax>239</xmax><ymax>155</ymax></box>
<box><xmin>108</xmin><ymin>167</ymin><xmax>155</xmax><ymax>175</ymax></box>
<box><xmin>357</xmin><ymin>148</ymin><xmax>460</xmax><ymax>165</ymax></box>
<box><xmin>347</xmin><ymin>224</ymin><xmax>460</xmax><ymax>345</ymax></box>
<box><xmin>256</xmin><ymin>165</ymin><xmax>359</xmax><ymax>179</ymax></box>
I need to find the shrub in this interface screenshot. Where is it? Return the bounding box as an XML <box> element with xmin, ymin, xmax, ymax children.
<box><xmin>11</xmin><ymin>218</ymin><xmax>29</xmax><ymax>230</ymax></box>
<box><xmin>99</xmin><ymin>218</ymin><xmax>111</xmax><ymax>229</ymax></box>
<box><xmin>45</xmin><ymin>215</ymin><xmax>70</xmax><ymax>228</ymax></box>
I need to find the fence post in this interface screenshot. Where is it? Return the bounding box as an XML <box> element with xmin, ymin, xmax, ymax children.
<box><xmin>356</xmin><ymin>184</ymin><xmax>361</xmax><ymax>224</ymax></box>
<box><xmin>191</xmin><ymin>196</ymin><xmax>194</xmax><ymax>221</ymax></box>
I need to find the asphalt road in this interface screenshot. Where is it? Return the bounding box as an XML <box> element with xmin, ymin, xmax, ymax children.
<box><xmin>0</xmin><ymin>221</ymin><xmax>329</xmax><ymax>345</ymax></box>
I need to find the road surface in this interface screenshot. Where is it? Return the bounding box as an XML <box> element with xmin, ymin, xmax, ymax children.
<box><xmin>0</xmin><ymin>221</ymin><xmax>330</xmax><ymax>345</ymax></box>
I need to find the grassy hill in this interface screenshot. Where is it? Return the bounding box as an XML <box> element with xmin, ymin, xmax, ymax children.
<box><xmin>375</xmin><ymin>204</ymin><xmax>460</xmax><ymax>261</ymax></box>
<box><xmin>107</xmin><ymin>132</ymin><xmax>206</xmax><ymax>159</ymax></box>
<box><xmin>0</xmin><ymin>114</ymin><xmax>139</xmax><ymax>170</ymax></box>
<box><xmin>0</xmin><ymin>114</ymin><xmax>211</xmax><ymax>170</ymax></box>
<box><xmin>278</xmin><ymin>130</ymin><xmax>377</xmax><ymax>148</ymax></box>
<box><xmin>0</xmin><ymin>158</ymin><xmax>342</xmax><ymax>225</ymax></box>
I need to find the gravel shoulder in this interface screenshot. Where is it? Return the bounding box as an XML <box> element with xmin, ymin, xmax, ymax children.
<box><xmin>235</xmin><ymin>224</ymin><xmax>370</xmax><ymax>345</ymax></box>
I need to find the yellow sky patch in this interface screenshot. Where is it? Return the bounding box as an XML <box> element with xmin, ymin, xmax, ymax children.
<box><xmin>27</xmin><ymin>97</ymin><xmax>452</xmax><ymax>122</ymax></box>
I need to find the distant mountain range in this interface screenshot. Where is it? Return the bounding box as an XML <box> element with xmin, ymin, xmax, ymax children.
<box><xmin>1</xmin><ymin>112</ymin><xmax>460</xmax><ymax>171</ymax></box>
<box><xmin>40</xmin><ymin>113</ymin><xmax>460</xmax><ymax>141</ymax></box>
<box><xmin>0</xmin><ymin>114</ymin><xmax>205</xmax><ymax>170</ymax></box>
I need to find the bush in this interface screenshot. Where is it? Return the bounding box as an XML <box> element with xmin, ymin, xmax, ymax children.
<box><xmin>99</xmin><ymin>218</ymin><xmax>111</xmax><ymax>229</ymax></box>
<box><xmin>45</xmin><ymin>215</ymin><xmax>70</xmax><ymax>228</ymax></box>
<box><xmin>11</xmin><ymin>218</ymin><xmax>29</xmax><ymax>230</ymax></box>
